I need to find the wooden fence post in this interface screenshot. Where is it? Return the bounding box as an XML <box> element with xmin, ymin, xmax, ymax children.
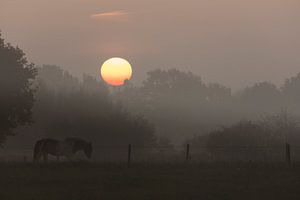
<box><xmin>128</xmin><ymin>144</ymin><xmax>132</xmax><ymax>166</ymax></box>
<box><xmin>286</xmin><ymin>143</ymin><xmax>291</xmax><ymax>164</ymax></box>
<box><xmin>186</xmin><ymin>144</ymin><xmax>190</xmax><ymax>161</ymax></box>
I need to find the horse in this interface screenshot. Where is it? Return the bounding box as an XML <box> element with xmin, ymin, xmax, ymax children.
<box><xmin>33</xmin><ymin>138</ymin><xmax>93</xmax><ymax>162</ymax></box>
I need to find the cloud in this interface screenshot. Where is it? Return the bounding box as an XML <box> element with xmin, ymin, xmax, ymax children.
<box><xmin>90</xmin><ymin>10</ymin><xmax>130</xmax><ymax>19</ymax></box>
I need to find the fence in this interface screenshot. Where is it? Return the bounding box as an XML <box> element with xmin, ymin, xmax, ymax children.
<box><xmin>0</xmin><ymin>143</ymin><xmax>298</xmax><ymax>163</ymax></box>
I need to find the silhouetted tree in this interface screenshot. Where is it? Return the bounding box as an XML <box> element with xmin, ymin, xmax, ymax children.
<box><xmin>196</xmin><ymin>121</ymin><xmax>270</xmax><ymax>161</ymax></box>
<box><xmin>239</xmin><ymin>82</ymin><xmax>281</xmax><ymax>106</ymax></box>
<box><xmin>199</xmin><ymin>112</ymin><xmax>300</xmax><ymax>161</ymax></box>
<box><xmin>282</xmin><ymin>72</ymin><xmax>300</xmax><ymax>102</ymax></box>
<box><xmin>0</xmin><ymin>33</ymin><xmax>36</xmax><ymax>143</ymax></box>
<box><xmin>260</xmin><ymin>111</ymin><xmax>299</xmax><ymax>144</ymax></box>
<box><xmin>34</xmin><ymin>66</ymin><xmax>156</xmax><ymax>147</ymax></box>
<box><xmin>115</xmin><ymin>68</ymin><xmax>233</xmax><ymax>142</ymax></box>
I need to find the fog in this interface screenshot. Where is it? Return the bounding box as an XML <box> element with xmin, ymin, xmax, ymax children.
<box><xmin>3</xmin><ymin>2</ymin><xmax>300</xmax><ymax>199</ymax></box>
<box><xmin>1</xmin><ymin>0</ymin><xmax>300</xmax><ymax>162</ymax></box>
<box><xmin>1</xmin><ymin>0</ymin><xmax>300</xmax><ymax>90</ymax></box>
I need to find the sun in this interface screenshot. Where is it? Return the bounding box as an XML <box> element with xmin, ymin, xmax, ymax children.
<box><xmin>100</xmin><ymin>57</ymin><xmax>132</xmax><ymax>86</ymax></box>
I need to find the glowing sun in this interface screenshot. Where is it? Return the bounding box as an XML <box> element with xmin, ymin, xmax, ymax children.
<box><xmin>100</xmin><ymin>57</ymin><xmax>132</xmax><ymax>86</ymax></box>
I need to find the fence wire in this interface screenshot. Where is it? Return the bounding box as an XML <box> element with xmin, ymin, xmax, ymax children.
<box><xmin>0</xmin><ymin>144</ymin><xmax>299</xmax><ymax>162</ymax></box>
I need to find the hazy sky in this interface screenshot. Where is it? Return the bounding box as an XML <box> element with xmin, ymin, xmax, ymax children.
<box><xmin>1</xmin><ymin>0</ymin><xmax>300</xmax><ymax>90</ymax></box>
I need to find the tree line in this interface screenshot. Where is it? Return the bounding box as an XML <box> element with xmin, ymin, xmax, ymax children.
<box><xmin>0</xmin><ymin>34</ymin><xmax>157</xmax><ymax>153</ymax></box>
<box><xmin>115</xmin><ymin>68</ymin><xmax>300</xmax><ymax>143</ymax></box>
<box><xmin>1</xmin><ymin>33</ymin><xmax>300</xmax><ymax>161</ymax></box>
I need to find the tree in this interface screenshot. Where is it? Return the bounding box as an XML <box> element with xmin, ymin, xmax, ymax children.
<box><xmin>33</xmin><ymin>66</ymin><xmax>157</xmax><ymax>148</ymax></box>
<box><xmin>115</xmin><ymin>68</ymin><xmax>233</xmax><ymax>142</ymax></box>
<box><xmin>142</xmin><ymin>69</ymin><xmax>207</xmax><ymax>102</ymax></box>
<box><xmin>282</xmin><ymin>72</ymin><xmax>300</xmax><ymax>102</ymax></box>
<box><xmin>202</xmin><ymin>112</ymin><xmax>300</xmax><ymax>161</ymax></box>
<box><xmin>260</xmin><ymin>111</ymin><xmax>299</xmax><ymax>145</ymax></box>
<box><xmin>239</xmin><ymin>82</ymin><xmax>281</xmax><ymax>105</ymax></box>
<box><xmin>0</xmin><ymin>33</ymin><xmax>36</xmax><ymax>143</ymax></box>
<box><xmin>206</xmin><ymin>121</ymin><xmax>267</xmax><ymax>160</ymax></box>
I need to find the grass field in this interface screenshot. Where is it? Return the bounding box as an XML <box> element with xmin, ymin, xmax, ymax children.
<box><xmin>0</xmin><ymin>162</ymin><xmax>300</xmax><ymax>200</ymax></box>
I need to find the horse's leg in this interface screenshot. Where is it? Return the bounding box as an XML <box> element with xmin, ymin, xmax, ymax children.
<box><xmin>43</xmin><ymin>153</ymin><xmax>48</xmax><ymax>163</ymax></box>
<box><xmin>35</xmin><ymin>152</ymin><xmax>42</xmax><ymax>163</ymax></box>
<box><xmin>42</xmin><ymin>153</ymin><xmax>46</xmax><ymax>163</ymax></box>
<box><xmin>37</xmin><ymin>153</ymin><xmax>42</xmax><ymax>163</ymax></box>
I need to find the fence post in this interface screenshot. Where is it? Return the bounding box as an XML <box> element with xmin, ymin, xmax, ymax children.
<box><xmin>186</xmin><ymin>144</ymin><xmax>190</xmax><ymax>161</ymax></box>
<box><xmin>128</xmin><ymin>144</ymin><xmax>132</xmax><ymax>166</ymax></box>
<box><xmin>286</xmin><ymin>143</ymin><xmax>291</xmax><ymax>164</ymax></box>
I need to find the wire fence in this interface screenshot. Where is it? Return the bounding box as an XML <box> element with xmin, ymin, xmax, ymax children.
<box><xmin>1</xmin><ymin>143</ymin><xmax>300</xmax><ymax>163</ymax></box>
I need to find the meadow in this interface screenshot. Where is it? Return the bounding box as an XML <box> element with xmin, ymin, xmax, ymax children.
<box><xmin>0</xmin><ymin>162</ymin><xmax>300</xmax><ymax>200</ymax></box>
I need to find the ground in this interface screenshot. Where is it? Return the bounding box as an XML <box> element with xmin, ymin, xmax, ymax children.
<box><xmin>0</xmin><ymin>162</ymin><xmax>299</xmax><ymax>200</ymax></box>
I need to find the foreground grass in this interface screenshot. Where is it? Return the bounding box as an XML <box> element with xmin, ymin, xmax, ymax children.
<box><xmin>0</xmin><ymin>162</ymin><xmax>299</xmax><ymax>200</ymax></box>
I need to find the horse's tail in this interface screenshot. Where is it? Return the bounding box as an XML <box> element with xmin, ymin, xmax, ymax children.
<box><xmin>33</xmin><ymin>140</ymin><xmax>44</xmax><ymax>162</ymax></box>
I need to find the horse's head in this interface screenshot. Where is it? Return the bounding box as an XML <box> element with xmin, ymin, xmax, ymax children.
<box><xmin>84</xmin><ymin>142</ymin><xmax>93</xmax><ymax>159</ymax></box>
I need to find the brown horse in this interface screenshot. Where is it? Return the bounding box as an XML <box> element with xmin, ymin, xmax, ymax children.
<box><xmin>33</xmin><ymin>138</ymin><xmax>93</xmax><ymax>162</ymax></box>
